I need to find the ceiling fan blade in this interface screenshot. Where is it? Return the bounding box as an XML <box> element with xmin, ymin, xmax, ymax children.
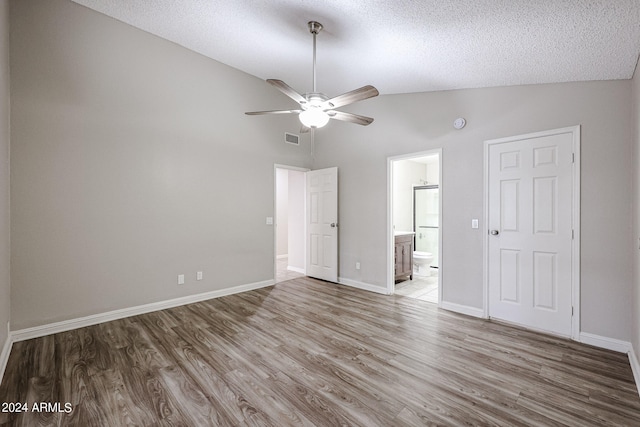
<box><xmin>327</xmin><ymin>110</ymin><xmax>374</xmax><ymax>126</ymax></box>
<box><xmin>245</xmin><ymin>109</ymin><xmax>302</xmax><ymax>115</ymax></box>
<box><xmin>324</xmin><ymin>85</ymin><xmax>379</xmax><ymax>109</ymax></box>
<box><xmin>267</xmin><ymin>79</ymin><xmax>307</xmax><ymax>105</ymax></box>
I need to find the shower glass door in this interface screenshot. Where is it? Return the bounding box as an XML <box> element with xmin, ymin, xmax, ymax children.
<box><xmin>413</xmin><ymin>185</ymin><xmax>439</xmax><ymax>268</ymax></box>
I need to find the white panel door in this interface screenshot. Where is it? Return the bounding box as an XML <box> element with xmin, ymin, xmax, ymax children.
<box><xmin>306</xmin><ymin>167</ymin><xmax>338</xmax><ymax>282</ymax></box>
<box><xmin>488</xmin><ymin>131</ymin><xmax>574</xmax><ymax>336</ymax></box>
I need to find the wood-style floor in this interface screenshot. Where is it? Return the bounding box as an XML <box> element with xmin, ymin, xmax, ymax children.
<box><xmin>1</xmin><ymin>277</ymin><xmax>639</xmax><ymax>426</ymax></box>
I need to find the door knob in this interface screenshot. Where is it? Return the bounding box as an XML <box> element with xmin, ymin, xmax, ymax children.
<box><xmin>330</xmin><ymin>223</ymin><xmax>338</xmax><ymax>228</ymax></box>
<box><xmin>490</xmin><ymin>230</ymin><xmax>499</xmax><ymax>236</ymax></box>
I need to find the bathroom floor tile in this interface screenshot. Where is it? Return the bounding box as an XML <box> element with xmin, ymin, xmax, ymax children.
<box><xmin>395</xmin><ymin>270</ymin><xmax>439</xmax><ymax>303</ymax></box>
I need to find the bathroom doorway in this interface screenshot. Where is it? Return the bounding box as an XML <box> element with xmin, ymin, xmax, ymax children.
<box><xmin>387</xmin><ymin>150</ymin><xmax>442</xmax><ymax>304</ymax></box>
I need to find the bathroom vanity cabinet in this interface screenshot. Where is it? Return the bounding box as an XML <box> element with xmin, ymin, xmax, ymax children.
<box><xmin>394</xmin><ymin>233</ymin><xmax>414</xmax><ymax>281</ymax></box>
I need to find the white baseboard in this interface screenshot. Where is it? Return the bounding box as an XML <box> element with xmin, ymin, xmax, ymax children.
<box><xmin>0</xmin><ymin>321</ymin><xmax>12</xmax><ymax>386</ymax></box>
<box><xmin>578</xmin><ymin>332</ymin><xmax>632</xmax><ymax>353</ymax></box>
<box><xmin>628</xmin><ymin>346</ymin><xmax>640</xmax><ymax>397</ymax></box>
<box><xmin>276</xmin><ymin>254</ymin><xmax>288</xmax><ymax>259</ymax></box>
<box><xmin>440</xmin><ymin>301</ymin><xmax>485</xmax><ymax>318</ymax></box>
<box><xmin>12</xmin><ymin>279</ymin><xmax>275</xmax><ymax>343</ymax></box>
<box><xmin>287</xmin><ymin>266</ymin><xmax>305</xmax><ymax>274</ymax></box>
<box><xmin>338</xmin><ymin>277</ymin><xmax>389</xmax><ymax>295</ymax></box>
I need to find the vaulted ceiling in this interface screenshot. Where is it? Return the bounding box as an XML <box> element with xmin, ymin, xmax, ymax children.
<box><xmin>72</xmin><ymin>0</ymin><xmax>640</xmax><ymax>97</ymax></box>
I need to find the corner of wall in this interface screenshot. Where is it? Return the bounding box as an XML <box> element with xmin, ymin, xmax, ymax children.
<box><xmin>632</xmin><ymin>54</ymin><xmax>640</xmax><ymax>395</ymax></box>
<box><xmin>0</xmin><ymin>321</ymin><xmax>11</xmax><ymax>385</ymax></box>
<box><xmin>628</xmin><ymin>345</ymin><xmax>640</xmax><ymax>397</ymax></box>
<box><xmin>0</xmin><ymin>0</ymin><xmax>11</xmax><ymax>388</ymax></box>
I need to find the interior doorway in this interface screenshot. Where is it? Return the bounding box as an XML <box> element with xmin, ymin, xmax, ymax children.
<box><xmin>387</xmin><ymin>150</ymin><xmax>442</xmax><ymax>304</ymax></box>
<box><xmin>274</xmin><ymin>165</ymin><xmax>308</xmax><ymax>283</ymax></box>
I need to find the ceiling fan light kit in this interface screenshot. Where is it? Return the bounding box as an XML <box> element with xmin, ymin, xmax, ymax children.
<box><xmin>246</xmin><ymin>21</ymin><xmax>379</xmax><ymax>130</ymax></box>
<box><xmin>299</xmin><ymin>109</ymin><xmax>330</xmax><ymax>128</ymax></box>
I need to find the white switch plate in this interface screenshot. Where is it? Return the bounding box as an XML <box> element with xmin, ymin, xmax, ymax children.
<box><xmin>177</xmin><ymin>274</ymin><xmax>185</xmax><ymax>285</ymax></box>
<box><xmin>356</xmin><ymin>262</ymin><xmax>361</xmax><ymax>270</ymax></box>
<box><xmin>472</xmin><ymin>219</ymin><xmax>479</xmax><ymax>229</ymax></box>
<box><xmin>197</xmin><ymin>271</ymin><xmax>203</xmax><ymax>281</ymax></box>
<box><xmin>266</xmin><ymin>217</ymin><xmax>274</xmax><ymax>225</ymax></box>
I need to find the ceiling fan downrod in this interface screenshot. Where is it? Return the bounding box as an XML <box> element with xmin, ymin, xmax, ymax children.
<box><xmin>308</xmin><ymin>21</ymin><xmax>322</xmax><ymax>93</ymax></box>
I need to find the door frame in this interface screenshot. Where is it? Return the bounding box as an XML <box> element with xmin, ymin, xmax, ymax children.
<box><xmin>387</xmin><ymin>148</ymin><xmax>443</xmax><ymax>301</ymax></box>
<box><xmin>482</xmin><ymin>126</ymin><xmax>581</xmax><ymax>339</ymax></box>
<box><xmin>273</xmin><ymin>164</ymin><xmax>310</xmax><ymax>282</ymax></box>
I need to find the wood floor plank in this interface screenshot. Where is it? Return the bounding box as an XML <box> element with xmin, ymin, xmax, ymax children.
<box><xmin>164</xmin><ymin>326</ymin><xmax>248</xmax><ymax>425</ymax></box>
<box><xmin>89</xmin><ymin>368</ymin><xmax>147</xmax><ymax>426</ymax></box>
<box><xmin>1</xmin><ymin>277</ymin><xmax>639</xmax><ymax>426</ymax></box>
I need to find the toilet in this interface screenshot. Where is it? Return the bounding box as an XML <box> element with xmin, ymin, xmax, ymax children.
<box><xmin>413</xmin><ymin>251</ymin><xmax>434</xmax><ymax>277</ymax></box>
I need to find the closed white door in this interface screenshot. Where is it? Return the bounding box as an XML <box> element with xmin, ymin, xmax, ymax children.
<box><xmin>488</xmin><ymin>129</ymin><xmax>575</xmax><ymax>336</ymax></box>
<box><xmin>306</xmin><ymin>167</ymin><xmax>338</xmax><ymax>282</ymax></box>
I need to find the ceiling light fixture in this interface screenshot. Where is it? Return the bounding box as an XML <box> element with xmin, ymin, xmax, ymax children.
<box><xmin>299</xmin><ymin>108</ymin><xmax>330</xmax><ymax>128</ymax></box>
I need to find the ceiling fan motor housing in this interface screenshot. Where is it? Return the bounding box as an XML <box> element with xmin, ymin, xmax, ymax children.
<box><xmin>304</xmin><ymin>93</ymin><xmax>329</xmax><ymax>108</ymax></box>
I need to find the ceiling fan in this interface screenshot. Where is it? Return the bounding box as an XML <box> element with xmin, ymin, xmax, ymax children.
<box><xmin>245</xmin><ymin>21</ymin><xmax>379</xmax><ymax>131</ymax></box>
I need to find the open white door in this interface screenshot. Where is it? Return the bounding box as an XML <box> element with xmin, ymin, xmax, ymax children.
<box><xmin>306</xmin><ymin>167</ymin><xmax>338</xmax><ymax>282</ymax></box>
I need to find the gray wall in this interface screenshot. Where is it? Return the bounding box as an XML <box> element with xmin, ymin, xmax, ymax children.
<box><xmin>10</xmin><ymin>0</ymin><xmax>311</xmax><ymax>329</ymax></box>
<box><xmin>0</xmin><ymin>0</ymin><xmax>9</xmax><ymax>349</ymax></box>
<box><xmin>314</xmin><ymin>80</ymin><xmax>634</xmax><ymax>341</ymax></box>
<box><xmin>633</xmin><ymin>65</ymin><xmax>639</xmax><ymax>357</ymax></box>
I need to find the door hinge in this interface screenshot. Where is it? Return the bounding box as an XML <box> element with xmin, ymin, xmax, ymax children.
<box><xmin>571</xmin><ymin>229</ymin><xmax>574</xmax><ymax>240</ymax></box>
<box><xmin>572</xmin><ymin>306</ymin><xmax>574</xmax><ymax>316</ymax></box>
<box><xmin>572</xmin><ymin>153</ymin><xmax>575</xmax><ymax>163</ymax></box>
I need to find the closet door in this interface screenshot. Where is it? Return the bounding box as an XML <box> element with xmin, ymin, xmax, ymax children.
<box><xmin>487</xmin><ymin>128</ymin><xmax>576</xmax><ymax>337</ymax></box>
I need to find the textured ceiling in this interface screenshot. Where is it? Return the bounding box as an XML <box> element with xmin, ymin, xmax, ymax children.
<box><xmin>71</xmin><ymin>0</ymin><xmax>640</xmax><ymax>96</ymax></box>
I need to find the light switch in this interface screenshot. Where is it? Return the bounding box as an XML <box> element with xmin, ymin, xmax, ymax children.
<box><xmin>472</xmin><ymin>219</ymin><xmax>479</xmax><ymax>229</ymax></box>
<box><xmin>266</xmin><ymin>217</ymin><xmax>274</xmax><ymax>225</ymax></box>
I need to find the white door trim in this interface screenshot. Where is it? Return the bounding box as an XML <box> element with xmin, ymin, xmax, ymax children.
<box><xmin>274</xmin><ymin>164</ymin><xmax>310</xmax><ymax>282</ymax></box>
<box><xmin>387</xmin><ymin>148</ymin><xmax>443</xmax><ymax>303</ymax></box>
<box><xmin>483</xmin><ymin>126</ymin><xmax>581</xmax><ymax>339</ymax></box>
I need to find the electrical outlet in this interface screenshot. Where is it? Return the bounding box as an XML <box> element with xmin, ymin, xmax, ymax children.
<box><xmin>266</xmin><ymin>217</ymin><xmax>274</xmax><ymax>225</ymax></box>
<box><xmin>197</xmin><ymin>271</ymin><xmax>203</xmax><ymax>281</ymax></box>
<box><xmin>177</xmin><ymin>274</ymin><xmax>185</xmax><ymax>285</ymax></box>
<box><xmin>356</xmin><ymin>262</ymin><xmax>361</xmax><ymax>270</ymax></box>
